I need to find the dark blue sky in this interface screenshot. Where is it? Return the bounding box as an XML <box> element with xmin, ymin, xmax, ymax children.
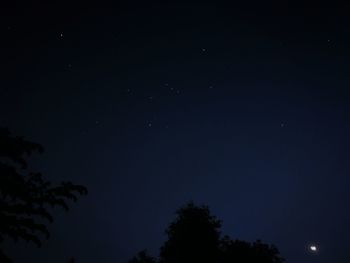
<box><xmin>1</xmin><ymin>2</ymin><xmax>350</xmax><ymax>262</ymax></box>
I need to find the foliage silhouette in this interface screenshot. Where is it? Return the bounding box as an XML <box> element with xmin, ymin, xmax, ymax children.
<box><xmin>160</xmin><ymin>203</ymin><xmax>221</xmax><ymax>263</ymax></box>
<box><xmin>129</xmin><ymin>202</ymin><xmax>284</xmax><ymax>263</ymax></box>
<box><xmin>220</xmin><ymin>236</ymin><xmax>284</xmax><ymax>263</ymax></box>
<box><xmin>0</xmin><ymin>128</ymin><xmax>88</xmax><ymax>262</ymax></box>
<box><xmin>129</xmin><ymin>250</ymin><xmax>157</xmax><ymax>263</ymax></box>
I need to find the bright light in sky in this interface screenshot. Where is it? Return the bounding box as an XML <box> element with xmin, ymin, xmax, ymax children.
<box><xmin>310</xmin><ymin>245</ymin><xmax>318</xmax><ymax>252</ymax></box>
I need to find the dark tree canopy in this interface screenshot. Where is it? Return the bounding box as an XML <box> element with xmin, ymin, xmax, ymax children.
<box><xmin>160</xmin><ymin>203</ymin><xmax>221</xmax><ymax>263</ymax></box>
<box><xmin>0</xmin><ymin>128</ymin><xmax>87</xmax><ymax>262</ymax></box>
<box><xmin>129</xmin><ymin>251</ymin><xmax>157</xmax><ymax>263</ymax></box>
<box><xmin>220</xmin><ymin>236</ymin><xmax>284</xmax><ymax>263</ymax></box>
<box><xmin>130</xmin><ymin>202</ymin><xmax>284</xmax><ymax>263</ymax></box>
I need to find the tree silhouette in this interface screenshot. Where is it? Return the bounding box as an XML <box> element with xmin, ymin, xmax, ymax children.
<box><xmin>0</xmin><ymin>128</ymin><xmax>88</xmax><ymax>262</ymax></box>
<box><xmin>160</xmin><ymin>202</ymin><xmax>221</xmax><ymax>263</ymax></box>
<box><xmin>220</xmin><ymin>236</ymin><xmax>284</xmax><ymax>263</ymax></box>
<box><xmin>129</xmin><ymin>202</ymin><xmax>284</xmax><ymax>263</ymax></box>
<box><xmin>129</xmin><ymin>250</ymin><xmax>157</xmax><ymax>263</ymax></box>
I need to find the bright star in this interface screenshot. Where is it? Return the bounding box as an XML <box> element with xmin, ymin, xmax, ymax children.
<box><xmin>309</xmin><ymin>245</ymin><xmax>318</xmax><ymax>252</ymax></box>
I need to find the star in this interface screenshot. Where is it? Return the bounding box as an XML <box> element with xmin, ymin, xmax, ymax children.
<box><xmin>202</xmin><ymin>48</ymin><xmax>206</xmax><ymax>52</ymax></box>
<box><xmin>309</xmin><ymin>245</ymin><xmax>318</xmax><ymax>253</ymax></box>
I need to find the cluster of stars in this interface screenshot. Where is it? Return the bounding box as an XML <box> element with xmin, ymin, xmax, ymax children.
<box><xmin>56</xmin><ymin>28</ymin><xmax>288</xmax><ymax>134</ymax></box>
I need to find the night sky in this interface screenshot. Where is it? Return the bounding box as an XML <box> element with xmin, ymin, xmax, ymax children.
<box><xmin>1</xmin><ymin>2</ymin><xmax>350</xmax><ymax>262</ymax></box>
